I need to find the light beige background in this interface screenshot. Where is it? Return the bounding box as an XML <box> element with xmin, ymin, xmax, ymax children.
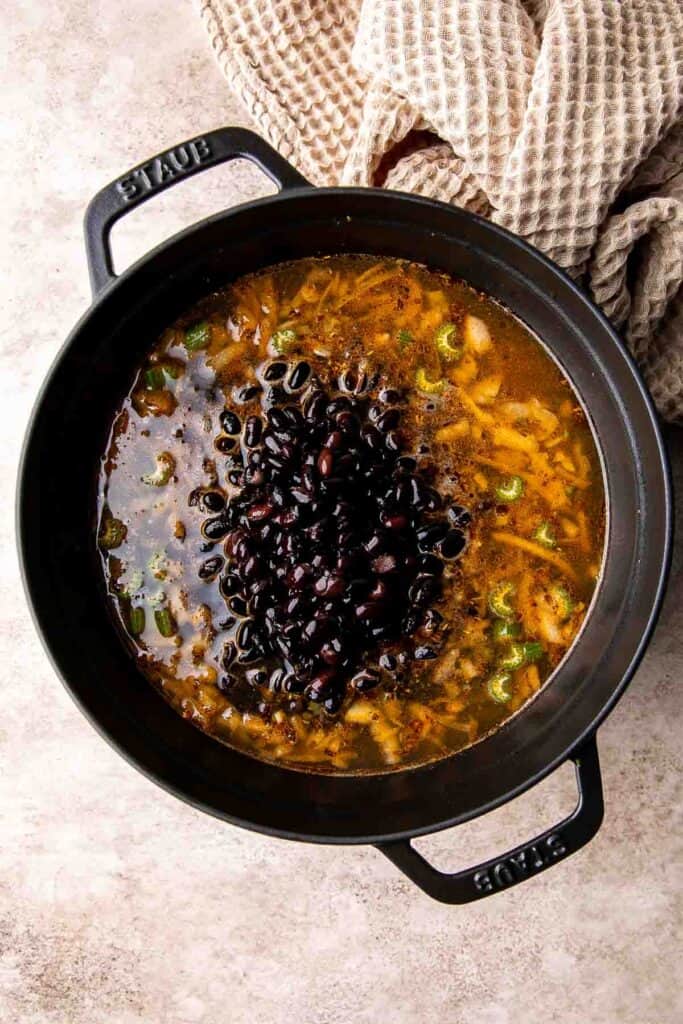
<box><xmin>2</xmin><ymin>3</ymin><xmax>682</xmax><ymax>1022</ymax></box>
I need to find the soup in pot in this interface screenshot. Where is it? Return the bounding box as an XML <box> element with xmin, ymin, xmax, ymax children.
<box><xmin>98</xmin><ymin>256</ymin><xmax>604</xmax><ymax>772</ymax></box>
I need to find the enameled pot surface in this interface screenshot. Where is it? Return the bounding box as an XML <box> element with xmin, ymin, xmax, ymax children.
<box><xmin>18</xmin><ymin>130</ymin><xmax>671</xmax><ymax>855</ymax></box>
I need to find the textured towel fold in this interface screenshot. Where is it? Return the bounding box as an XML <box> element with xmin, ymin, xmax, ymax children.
<box><xmin>198</xmin><ymin>0</ymin><xmax>683</xmax><ymax>420</ymax></box>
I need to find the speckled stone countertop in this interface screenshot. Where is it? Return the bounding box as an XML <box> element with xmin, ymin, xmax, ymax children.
<box><xmin>2</xmin><ymin>3</ymin><xmax>682</xmax><ymax>1022</ymax></box>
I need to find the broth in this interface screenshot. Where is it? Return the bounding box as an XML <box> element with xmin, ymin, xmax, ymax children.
<box><xmin>98</xmin><ymin>256</ymin><xmax>604</xmax><ymax>772</ymax></box>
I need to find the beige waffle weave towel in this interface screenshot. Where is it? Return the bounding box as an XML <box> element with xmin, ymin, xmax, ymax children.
<box><xmin>198</xmin><ymin>0</ymin><xmax>683</xmax><ymax>421</ymax></box>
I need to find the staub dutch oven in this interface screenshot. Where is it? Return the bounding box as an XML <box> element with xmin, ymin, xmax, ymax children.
<box><xmin>18</xmin><ymin>128</ymin><xmax>672</xmax><ymax>903</ymax></box>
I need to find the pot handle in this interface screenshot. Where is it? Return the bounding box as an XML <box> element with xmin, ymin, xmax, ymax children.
<box><xmin>84</xmin><ymin>126</ymin><xmax>311</xmax><ymax>297</ymax></box>
<box><xmin>375</xmin><ymin>735</ymin><xmax>603</xmax><ymax>903</ymax></box>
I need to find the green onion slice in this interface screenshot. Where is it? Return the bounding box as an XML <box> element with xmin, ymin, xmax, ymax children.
<box><xmin>154</xmin><ymin>608</ymin><xmax>176</xmax><ymax>638</ymax></box>
<box><xmin>434</xmin><ymin>322</ymin><xmax>462</xmax><ymax>362</ymax></box>
<box><xmin>491</xmin><ymin>619</ymin><xmax>521</xmax><ymax>642</ymax></box>
<box><xmin>415</xmin><ymin>367</ymin><xmax>446</xmax><ymax>394</ymax></box>
<box><xmin>487</xmin><ymin>670</ymin><xmax>513</xmax><ymax>703</ymax></box>
<box><xmin>144</xmin><ymin>367</ymin><xmax>166</xmax><ymax>390</ymax></box>
<box><xmin>488</xmin><ymin>581</ymin><xmax>516</xmax><ymax>619</ymax></box>
<box><xmin>532</xmin><ymin>522</ymin><xmax>556</xmax><ymax>548</ymax></box>
<box><xmin>521</xmin><ymin>641</ymin><xmax>544</xmax><ymax>663</ymax></box>
<box><xmin>495</xmin><ymin>475</ymin><xmax>524</xmax><ymax>502</ymax></box>
<box><xmin>184</xmin><ymin>321</ymin><xmax>211</xmax><ymax>352</ymax></box>
<box><xmin>549</xmin><ymin>584</ymin><xmax>574</xmax><ymax>622</ymax></box>
<box><xmin>499</xmin><ymin>643</ymin><xmax>526</xmax><ymax>671</ymax></box>
<box><xmin>129</xmin><ymin>606</ymin><xmax>146</xmax><ymax>636</ymax></box>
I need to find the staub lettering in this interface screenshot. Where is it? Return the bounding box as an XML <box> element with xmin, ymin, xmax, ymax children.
<box><xmin>116</xmin><ymin>138</ymin><xmax>213</xmax><ymax>201</ymax></box>
<box><xmin>473</xmin><ymin>832</ymin><xmax>568</xmax><ymax>893</ymax></box>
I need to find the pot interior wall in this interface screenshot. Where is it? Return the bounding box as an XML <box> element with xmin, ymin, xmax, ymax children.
<box><xmin>19</xmin><ymin>190</ymin><xmax>670</xmax><ymax>842</ymax></box>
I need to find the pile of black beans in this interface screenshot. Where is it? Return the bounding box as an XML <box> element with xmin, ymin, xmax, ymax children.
<box><xmin>197</xmin><ymin>360</ymin><xmax>470</xmax><ymax>715</ymax></box>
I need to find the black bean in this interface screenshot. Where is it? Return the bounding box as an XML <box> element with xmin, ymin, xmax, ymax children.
<box><xmin>352</xmin><ymin>669</ymin><xmax>380</xmax><ymax>692</ymax></box>
<box><xmin>234</xmin><ymin>384</ymin><xmax>261</xmax><ymax>403</ymax></box>
<box><xmin>306</xmin><ymin>671</ymin><xmax>336</xmax><ymax>702</ymax></box>
<box><xmin>263</xmin><ymin>669</ymin><xmax>283</xmax><ymax>693</ymax></box>
<box><xmin>379</xmin><ymin>388</ymin><xmax>401</xmax><ymax>404</ymax></box>
<box><xmin>402</xmin><ymin>609</ymin><xmax>422</xmax><ymax>635</ymax></box>
<box><xmin>304</xmin><ymin>390</ymin><xmax>326</xmax><ymax>422</ymax></box>
<box><xmin>314</xmin><ymin>572</ymin><xmax>345</xmax><ymax>598</ymax></box>
<box><xmin>290</xmin><ymin>485</ymin><xmax>314</xmax><ymax>506</ymax></box>
<box><xmin>198</xmin><ymin>555</ymin><xmax>224</xmax><ymax>580</ymax></box>
<box><xmin>238</xmin><ymin>646</ymin><xmax>262</xmax><ymax>665</ymax></box>
<box><xmin>265</xmin><ymin>434</ymin><xmax>294</xmax><ymax>461</ymax></box>
<box><xmin>242</xmin><ymin>555</ymin><xmax>264</xmax><ymax>580</ymax></box>
<box><xmin>317</xmin><ymin>447</ymin><xmax>333</xmax><ymax>476</ymax></box>
<box><xmin>408</xmin><ymin>574</ymin><xmax>440</xmax><ymax>607</ymax></box>
<box><xmin>217</xmin><ymin>675</ymin><xmax>236</xmax><ymax>694</ymax></box>
<box><xmin>376</xmin><ymin>408</ymin><xmax>400</xmax><ymax>433</ymax></box>
<box><xmin>276</xmin><ymin>505</ymin><xmax>302</xmax><ymax>528</ymax></box>
<box><xmin>319</xmin><ymin>637</ymin><xmax>343</xmax><ymax>665</ymax></box>
<box><xmin>264</xmin><ymin>384</ymin><xmax>287</xmax><ymax>406</ymax></box>
<box><xmin>215</xmin><ymin>435</ymin><xmax>237</xmax><ymax>453</ymax></box>
<box><xmin>200</xmin><ymin>490</ymin><xmax>225</xmax><ymax>513</ymax></box>
<box><xmin>326</xmin><ymin>397</ymin><xmax>351</xmax><ymax>417</ymax></box>
<box><xmin>439</xmin><ymin>530</ymin><xmax>466</xmax><ymax>559</ymax></box>
<box><xmin>355</xmin><ymin>601</ymin><xmax>385</xmax><ymax>622</ymax></box>
<box><xmin>382</xmin><ymin>513</ymin><xmax>408</xmax><ymax>531</ymax></box>
<box><xmin>249</xmin><ymin>590</ymin><xmax>271</xmax><ymax>615</ymax></box>
<box><xmin>236</xmin><ymin>618</ymin><xmax>256</xmax><ymax>647</ymax></box>
<box><xmin>339</xmin><ymin>370</ymin><xmax>354</xmax><ymax>392</ymax></box>
<box><xmin>244</xmin><ymin>416</ymin><xmax>263</xmax><ymax>447</ymax></box>
<box><xmin>228</xmin><ymin>595</ymin><xmax>248</xmax><ymax>617</ymax></box>
<box><xmin>247</xmin><ymin>502</ymin><xmax>274</xmax><ymax>522</ymax></box>
<box><xmin>203</xmin><ymin>515</ymin><xmax>230</xmax><ymax>541</ymax></box>
<box><xmin>417</xmin><ymin>553</ymin><xmax>444</xmax><ymax>576</ymax></box>
<box><xmin>282</xmin><ymin>406</ymin><xmax>303</xmax><ymax>429</ymax></box>
<box><xmin>244</xmin><ymin>466</ymin><xmax>265</xmax><ymax>486</ymax></box>
<box><xmin>423</xmin><ymin>609</ymin><xmax>443</xmax><ymax>632</ymax></box>
<box><xmin>264</xmin><ymin>361</ymin><xmax>288</xmax><ymax>381</ymax></box>
<box><xmin>414</xmin><ymin>645</ymin><xmax>437</xmax><ymax>660</ymax></box>
<box><xmin>268</xmin><ymin>407</ymin><xmax>290</xmax><ymax>432</ymax></box>
<box><xmin>324</xmin><ymin>430</ymin><xmax>343</xmax><ymax>450</ymax></box>
<box><xmin>287</xmin><ymin>564</ymin><xmax>311</xmax><ymax>590</ymax></box>
<box><xmin>322</xmin><ymin>682</ymin><xmax>346</xmax><ymax>714</ymax></box>
<box><xmin>395</xmin><ymin>456</ymin><xmax>417</xmax><ymax>474</ymax></box>
<box><xmin>336</xmin><ymin>410</ymin><xmax>359</xmax><ymax>434</ymax></box>
<box><xmin>286</xmin><ymin>595</ymin><xmax>306</xmax><ymax>617</ymax></box>
<box><xmin>220</xmin><ymin>410</ymin><xmax>241</xmax><ymax>434</ymax></box>
<box><xmin>416</xmin><ymin>521</ymin><xmax>449</xmax><ymax>550</ymax></box>
<box><xmin>364</xmin><ymin>531</ymin><xmax>388</xmax><ymax>555</ymax></box>
<box><xmin>222</xmin><ymin>642</ymin><xmax>237</xmax><ymax>669</ymax></box>
<box><xmin>423</xmin><ymin>487</ymin><xmax>442</xmax><ymax>512</ymax></box>
<box><xmin>268</xmin><ymin>486</ymin><xmax>287</xmax><ymax>509</ymax></box>
<box><xmin>288</xmin><ymin>361</ymin><xmax>311</xmax><ymax>390</ymax></box>
<box><xmin>447</xmin><ymin>505</ymin><xmax>472</xmax><ymax>528</ymax></box>
<box><xmin>303</xmin><ymin>616</ymin><xmax>330</xmax><ymax>648</ymax></box>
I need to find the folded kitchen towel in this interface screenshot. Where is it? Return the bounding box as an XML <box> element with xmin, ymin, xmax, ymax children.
<box><xmin>198</xmin><ymin>0</ymin><xmax>683</xmax><ymax>421</ymax></box>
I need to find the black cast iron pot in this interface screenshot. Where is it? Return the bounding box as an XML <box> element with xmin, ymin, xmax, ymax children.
<box><xmin>18</xmin><ymin>127</ymin><xmax>672</xmax><ymax>903</ymax></box>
